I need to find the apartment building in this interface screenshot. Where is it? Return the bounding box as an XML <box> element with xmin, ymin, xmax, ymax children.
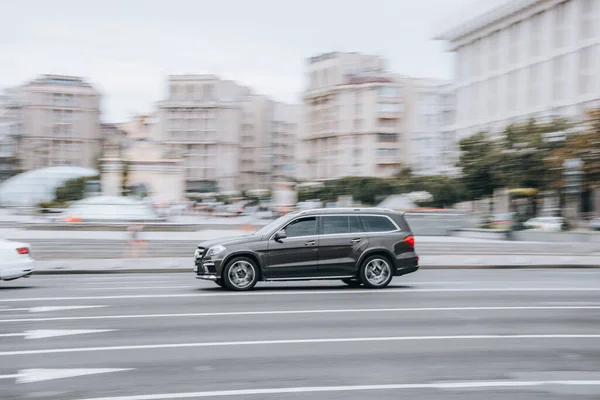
<box><xmin>0</xmin><ymin>91</ymin><xmax>23</xmax><ymax>182</ymax></box>
<box><xmin>155</xmin><ymin>75</ymin><xmax>251</xmax><ymax>194</ymax></box>
<box><xmin>299</xmin><ymin>52</ymin><xmax>407</xmax><ymax>180</ymax></box>
<box><xmin>405</xmin><ymin>79</ymin><xmax>459</xmax><ymax>176</ymax></box>
<box><xmin>9</xmin><ymin>75</ymin><xmax>102</xmax><ymax>170</ymax></box>
<box><xmin>155</xmin><ymin>75</ymin><xmax>299</xmax><ymax>194</ymax></box>
<box><xmin>238</xmin><ymin>97</ymin><xmax>299</xmax><ymax>191</ymax></box>
<box><xmin>434</xmin><ymin>0</ymin><xmax>600</xmax><ymax>140</ymax></box>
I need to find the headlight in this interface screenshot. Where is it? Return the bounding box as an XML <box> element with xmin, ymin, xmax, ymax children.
<box><xmin>206</xmin><ymin>245</ymin><xmax>226</xmax><ymax>257</ymax></box>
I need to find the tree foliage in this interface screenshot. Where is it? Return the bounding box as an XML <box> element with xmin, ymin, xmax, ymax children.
<box><xmin>54</xmin><ymin>176</ymin><xmax>100</xmax><ymax>203</ymax></box>
<box><xmin>297</xmin><ymin>170</ymin><xmax>466</xmax><ymax>208</ymax></box>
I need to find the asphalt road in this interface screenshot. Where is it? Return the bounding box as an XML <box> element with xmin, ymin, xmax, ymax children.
<box><xmin>1</xmin><ymin>269</ymin><xmax>600</xmax><ymax>399</ymax></box>
<box><xmin>15</xmin><ymin>237</ymin><xmax>600</xmax><ymax>260</ymax></box>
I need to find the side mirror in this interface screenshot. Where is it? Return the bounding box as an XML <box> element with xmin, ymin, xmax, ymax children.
<box><xmin>274</xmin><ymin>230</ymin><xmax>287</xmax><ymax>242</ymax></box>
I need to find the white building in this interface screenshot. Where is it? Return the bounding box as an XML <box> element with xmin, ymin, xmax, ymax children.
<box><xmin>434</xmin><ymin>0</ymin><xmax>600</xmax><ymax>140</ymax></box>
<box><xmin>405</xmin><ymin>79</ymin><xmax>459</xmax><ymax>176</ymax></box>
<box><xmin>299</xmin><ymin>52</ymin><xmax>407</xmax><ymax>180</ymax></box>
<box><xmin>9</xmin><ymin>75</ymin><xmax>102</xmax><ymax>170</ymax></box>
<box><xmin>155</xmin><ymin>75</ymin><xmax>299</xmax><ymax>195</ymax></box>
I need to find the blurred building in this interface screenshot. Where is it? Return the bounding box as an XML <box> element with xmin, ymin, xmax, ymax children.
<box><xmin>8</xmin><ymin>75</ymin><xmax>102</xmax><ymax>170</ymax></box>
<box><xmin>434</xmin><ymin>0</ymin><xmax>600</xmax><ymax>140</ymax></box>
<box><xmin>404</xmin><ymin>79</ymin><xmax>459</xmax><ymax>176</ymax></box>
<box><xmin>155</xmin><ymin>75</ymin><xmax>299</xmax><ymax>195</ymax></box>
<box><xmin>298</xmin><ymin>52</ymin><xmax>407</xmax><ymax>180</ymax></box>
<box><xmin>101</xmin><ymin>115</ymin><xmax>185</xmax><ymax>203</ymax></box>
<box><xmin>239</xmin><ymin>98</ymin><xmax>299</xmax><ymax>191</ymax></box>
<box><xmin>0</xmin><ymin>91</ymin><xmax>24</xmax><ymax>182</ymax></box>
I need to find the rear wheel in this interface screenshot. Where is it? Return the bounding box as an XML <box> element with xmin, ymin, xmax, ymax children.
<box><xmin>359</xmin><ymin>255</ymin><xmax>393</xmax><ymax>289</ymax></box>
<box><xmin>341</xmin><ymin>278</ymin><xmax>361</xmax><ymax>287</ymax></box>
<box><xmin>222</xmin><ymin>257</ymin><xmax>259</xmax><ymax>291</ymax></box>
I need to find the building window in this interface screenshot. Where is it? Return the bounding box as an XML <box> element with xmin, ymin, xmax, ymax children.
<box><xmin>554</xmin><ymin>0</ymin><xmax>571</xmax><ymax>49</ymax></box>
<box><xmin>509</xmin><ymin>22</ymin><xmax>521</xmax><ymax>64</ymax></box>
<box><xmin>581</xmin><ymin>0</ymin><xmax>596</xmax><ymax>39</ymax></box>
<box><xmin>376</xmin><ymin>148</ymin><xmax>398</xmax><ymax>158</ymax></box>
<box><xmin>377</xmin><ymin>86</ymin><xmax>402</xmax><ymax>97</ymax></box>
<box><xmin>377</xmin><ymin>103</ymin><xmax>403</xmax><ymax>113</ymax></box>
<box><xmin>377</xmin><ymin>133</ymin><xmax>398</xmax><ymax>143</ymax></box>
<box><xmin>530</xmin><ymin>12</ymin><xmax>543</xmax><ymax>57</ymax></box>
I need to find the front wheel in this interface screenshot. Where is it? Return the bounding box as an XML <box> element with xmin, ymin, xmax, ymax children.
<box><xmin>359</xmin><ymin>255</ymin><xmax>393</xmax><ymax>289</ymax></box>
<box><xmin>214</xmin><ymin>279</ymin><xmax>225</xmax><ymax>288</ymax></box>
<box><xmin>222</xmin><ymin>257</ymin><xmax>259</xmax><ymax>291</ymax></box>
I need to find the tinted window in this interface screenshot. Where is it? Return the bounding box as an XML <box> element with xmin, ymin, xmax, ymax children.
<box><xmin>322</xmin><ymin>216</ymin><xmax>349</xmax><ymax>235</ymax></box>
<box><xmin>284</xmin><ymin>217</ymin><xmax>317</xmax><ymax>237</ymax></box>
<box><xmin>361</xmin><ymin>216</ymin><xmax>397</xmax><ymax>232</ymax></box>
<box><xmin>349</xmin><ymin>216</ymin><xmax>365</xmax><ymax>233</ymax></box>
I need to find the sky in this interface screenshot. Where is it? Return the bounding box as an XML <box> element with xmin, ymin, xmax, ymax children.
<box><xmin>1</xmin><ymin>0</ymin><xmax>480</xmax><ymax>122</ymax></box>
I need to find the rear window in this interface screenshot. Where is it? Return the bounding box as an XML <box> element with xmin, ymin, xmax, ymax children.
<box><xmin>361</xmin><ymin>216</ymin><xmax>397</xmax><ymax>232</ymax></box>
<box><xmin>321</xmin><ymin>216</ymin><xmax>349</xmax><ymax>235</ymax></box>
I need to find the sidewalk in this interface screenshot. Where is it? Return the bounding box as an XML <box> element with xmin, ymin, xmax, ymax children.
<box><xmin>32</xmin><ymin>254</ymin><xmax>600</xmax><ymax>275</ymax></box>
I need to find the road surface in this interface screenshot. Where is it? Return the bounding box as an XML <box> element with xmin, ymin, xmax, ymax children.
<box><xmin>1</xmin><ymin>269</ymin><xmax>600</xmax><ymax>399</ymax></box>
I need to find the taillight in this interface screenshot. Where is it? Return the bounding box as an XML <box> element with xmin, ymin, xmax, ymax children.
<box><xmin>403</xmin><ymin>235</ymin><xmax>415</xmax><ymax>248</ymax></box>
<box><xmin>16</xmin><ymin>247</ymin><xmax>29</xmax><ymax>255</ymax></box>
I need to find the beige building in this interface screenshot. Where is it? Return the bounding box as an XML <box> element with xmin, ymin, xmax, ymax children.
<box><xmin>155</xmin><ymin>74</ymin><xmax>299</xmax><ymax>195</ymax></box>
<box><xmin>299</xmin><ymin>52</ymin><xmax>407</xmax><ymax>180</ymax></box>
<box><xmin>239</xmin><ymin>97</ymin><xmax>299</xmax><ymax>191</ymax></box>
<box><xmin>101</xmin><ymin>115</ymin><xmax>185</xmax><ymax>203</ymax></box>
<box><xmin>9</xmin><ymin>75</ymin><xmax>101</xmax><ymax>170</ymax></box>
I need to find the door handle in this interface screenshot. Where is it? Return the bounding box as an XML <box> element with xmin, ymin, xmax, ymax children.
<box><xmin>350</xmin><ymin>238</ymin><xmax>361</xmax><ymax>244</ymax></box>
<box><xmin>305</xmin><ymin>240</ymin><xmax>316</xmax><ymax>246</ymax></box>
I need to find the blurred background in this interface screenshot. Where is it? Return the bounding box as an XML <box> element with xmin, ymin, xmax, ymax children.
<box><xmin>0</xmin><ymin>0</ymin><xmax>599</xmax><ymax>245</ymax></box>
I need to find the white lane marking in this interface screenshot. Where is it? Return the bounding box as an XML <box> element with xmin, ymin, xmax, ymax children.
<box><xmin>16</xmin><ymin>368</ymin><xmax>133</xmax><ymax>384</ymax></box>
<box><xmin>0</xmin><ymin>374</ymin><xmax>19</xmax><ymax>380</ymax></box>
<box><xmin>2</xmin><ymin>287</ymin><xmax>600</xmax><ymax>302</ymax></box>
<box><xmin>74</xmin><ymin>286</ymin><xmax>195</xmax><ymax>291</ymax></box>
<box><xmin>2</xmin><ymin>334</ymin><xmax>599</xmax><ymax>356</ymax></box>
<box><xmin>0</xmin><ymin>306</ymin><xmax>108</xmax><ymax>313</ymax></box>
<box><xmin>1</xmin><ymin>305</ymin><xmax>599</xmax><ymax>324</ymax></box>
<box><xmin>0</xmin><ymin>329</ymin><xmax>115</xmax><ymax>340</ymax></box>
<box><xmin>73</xmin><ymin>380</ymin><xmax>600</xmax><ymax>400</ymax></box>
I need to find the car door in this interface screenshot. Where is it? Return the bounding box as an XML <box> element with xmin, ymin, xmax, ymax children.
<box><xmin>317</xmin><ymin>215</ymin><xmax>369</xmax><ymax>277</ymax></box>
<box><xmin>267</xmin><ymin>216</ymin><xmax>319</xmax><ymax>279</ymax></box>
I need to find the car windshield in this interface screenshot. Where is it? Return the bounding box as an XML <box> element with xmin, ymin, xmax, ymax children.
<box><xmin>252</xmin><ymin>212</ymin><xmax>299</xmax><ymax>236</ymax></box>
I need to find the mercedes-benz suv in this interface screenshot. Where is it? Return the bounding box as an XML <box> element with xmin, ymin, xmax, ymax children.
<box><xmin>194</xmin><ymin>208</ymin><xmax>418</xmax><ymax>291</ymax></box>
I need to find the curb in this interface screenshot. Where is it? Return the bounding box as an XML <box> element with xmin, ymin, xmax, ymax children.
<box><xmin>33</xmin><ymin>264</ymin><xmax>600</xmax><ymax>275</ymax></box>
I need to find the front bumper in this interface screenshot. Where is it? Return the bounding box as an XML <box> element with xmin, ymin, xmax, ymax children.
<box><xmin>194</xmin><ymin>256</ymin><xmax>223</xmax><ymax>280</ymax></box>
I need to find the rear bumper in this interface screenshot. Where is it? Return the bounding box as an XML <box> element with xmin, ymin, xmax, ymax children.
<box><xmin>395</xmin><ymin>265</ymin><xmax>419</xmax><ymax>276</ymax></box>
<box><xmin>0</xmin><ymin>260</ymin><xmax>35</xmax><ymax>281</ymax></box>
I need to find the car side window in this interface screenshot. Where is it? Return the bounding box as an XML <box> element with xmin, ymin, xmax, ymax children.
<box><xmin>322</xmin><ymin>216</ymin><xmax>350</xmax><ymax>235</ymax></box>
<box><xmin>361</xmin><ymin>216</ymin><xmax>397</xmax><ymax>232</ymax></box>
<box><xmin>284</xmin><ymin>217</ymin><xmax>317</xmax><ymax>238</ymax></box>
<box><xmin>349</xmin><ymin>216</ymin><xmax>365</xmax><ymax>233</ymax></box>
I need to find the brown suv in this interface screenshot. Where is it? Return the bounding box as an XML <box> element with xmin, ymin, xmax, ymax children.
<box><xmin>194</xmin><ymin>208</ymin><xmax>418</xmax><ymax>291</ymax></box>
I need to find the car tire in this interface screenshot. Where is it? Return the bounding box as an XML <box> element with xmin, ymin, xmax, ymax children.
<box><xmin>341</xmin><ymin>278</ymin><xmax>361</xmax><ymax>287</ymax></box>
<box><xmin>222</xmin><ymin>257</ymin><xmax>259</xmax><ymax>291</ymax></box>
<box><xmin>215</xmin><ymin>279</ymin><xmax>225</xmax><ymax>288</ymax></box>
<box><xmin>359</xmin><ymin>255</ymin><xmax>394</xmax><ymax>289</ymax></box>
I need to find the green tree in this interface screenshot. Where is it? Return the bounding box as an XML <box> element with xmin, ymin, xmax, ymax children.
<box><xmin>54</xmin><ymin>176</ymin><xmax>100</xmax><ymax>203</ymax></box>
<box><xmin>457</xmin><ymin>132</ymin><xmax>501</xmax><ymax>200</ymax></box>
<box><xmin>121</xmin><ymin>161</ymin><xmax>131</xmax><ymax>197</ymax></box>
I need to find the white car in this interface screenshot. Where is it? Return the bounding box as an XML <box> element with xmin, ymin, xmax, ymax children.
<box><xmin>0</xmin><ymin>239</ymin><xmax>35</xmax><ymax>281</ymax></box>
<box><xmin>523</xmin><ymin>217</ymin><xmax>567</xmax><ymax>231</ymax></box>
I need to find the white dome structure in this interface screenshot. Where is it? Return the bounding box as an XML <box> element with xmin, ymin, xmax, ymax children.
<box><xmin>0</xmin><ymin>166</ymin><xmax>98</xmax><ymax>207</ymax></box>
<box><xmin>61</xmin><ymin>195</ymin><xmax>162</xmax><ymax>222</ymax></box>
